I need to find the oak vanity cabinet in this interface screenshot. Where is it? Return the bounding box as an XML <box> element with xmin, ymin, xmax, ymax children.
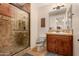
<box><xmin>47</xmin><ymin>34</ymin><xmax>73</xmax><ymax>56</ymax></box>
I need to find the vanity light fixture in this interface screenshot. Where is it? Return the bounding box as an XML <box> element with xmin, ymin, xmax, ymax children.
<box><xmin>53</xmin><ymin>5</ymin><xmax>64</xmax><ymax>10</ymax></box>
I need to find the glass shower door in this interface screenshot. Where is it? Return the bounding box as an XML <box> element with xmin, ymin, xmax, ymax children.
<box><xmin>0</xmin><ymin>7</ymin><xmax>30</xmax><ymax>55</ymax></box>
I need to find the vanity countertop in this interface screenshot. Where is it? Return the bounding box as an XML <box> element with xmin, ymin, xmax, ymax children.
<box><xmin>46</xmin><ymin>32</ymin><xmax>73</xmax><ymax>36</ymax></box>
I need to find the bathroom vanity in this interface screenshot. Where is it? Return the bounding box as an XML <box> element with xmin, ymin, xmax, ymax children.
<box><xmin>47</xmin><ymin>4</ymin><xmax>73</xmax><ymax>56</ymax></box>
<box><xmin>47</xmin><ymin>32</ymin><xmax>73</xmax><ymax>56</ymax></box>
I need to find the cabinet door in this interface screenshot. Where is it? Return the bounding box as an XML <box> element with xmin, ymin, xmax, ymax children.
<box><xmin>56</xmin><ymin>36</ymin><xmax>73</xmax><ymax>55</ymax></box>
<box><xmin>63</xmin><ymin>40</ymin><xmax>72</xmax><ymax>55</ymax></box>
<box><xmin>47</xmin><ymin>35</ymin><xmax>56</xmax><ymax>53</ymax></box>
<box><xmin>47</xmin><ymin>42</ymin><xmax>56</xmax><ymax>53</ymax></box>
<box><xmin>56</xmin><ymin>38</ymin><xmax>64</xmax><ymax>55</ymax></box>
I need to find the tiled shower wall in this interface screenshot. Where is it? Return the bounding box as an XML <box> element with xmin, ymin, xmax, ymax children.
<box><xmin>0</xmin><ymin>4</ymin><xmax>30</xmax><ymax>55</ymax></box>
<box><xmin>0</xmin><ymin>17</ymin><xmax>9</xmax><ymax>47</ymax></box>
<box><xmin>0</xmin><ymin>15</ymin><xmax>12</xmax><ymax>54</ymax></box>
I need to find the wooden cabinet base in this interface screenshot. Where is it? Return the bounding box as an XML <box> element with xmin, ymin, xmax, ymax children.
<box><xmin>47</xmin><ymin>34</ymin><xmax>73</xmax><ymax>56</ymax></box>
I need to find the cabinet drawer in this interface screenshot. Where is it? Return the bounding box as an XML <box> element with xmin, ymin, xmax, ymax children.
<box><xmin>47</xmin><ymin>35</ymin><xmax>59</xmax><ymax>39</ymax></box>
<box><xmin>47</xmin><ymin>35</ymin><xmax>72</xmax><ymax>41</ymax></box>
<box><xmin>47</xmin><ymin>35</ymin><xmax>58</xmax><ymax>42</ymax></box>
<box><xmin>47</xmin><ymin>39</ymin><xmax>57</xmax><ymax>43</ymax></box>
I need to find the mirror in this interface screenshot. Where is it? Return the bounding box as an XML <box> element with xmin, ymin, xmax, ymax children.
<box><xmin>49</xmin><ymin>4</ymin><xmax>72</xmax><ymax>32</ymax></box>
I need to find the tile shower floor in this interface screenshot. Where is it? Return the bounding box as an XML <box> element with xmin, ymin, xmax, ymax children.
<box><xmin>0</xmin><ymin>45</ymin><xmax>27</xmax><ymax>56</ymax></box>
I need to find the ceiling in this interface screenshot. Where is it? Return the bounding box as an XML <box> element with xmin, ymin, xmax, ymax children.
<box><xmin>34</xmin><ymin>3</ymin><xmax>66</xmax><ymax>8</ymax></box>
<box><xmin>35</xmin><ymin>3</ymin><xmax>52</xmax><ymax>7</ymax></box>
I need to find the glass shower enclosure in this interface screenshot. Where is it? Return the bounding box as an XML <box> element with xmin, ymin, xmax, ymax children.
<box><xmin>0</xmin><ymin>4</ymin><xmax>30</xmax><ymax>56</ymax></box>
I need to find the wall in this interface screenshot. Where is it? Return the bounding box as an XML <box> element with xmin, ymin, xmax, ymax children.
<box><xmin>0</xmin><ymin>3</ymin><xmax>12</xmax><ymax>17</ymax></box>
<box><xmin>38</xmin><ymin>5</ymin><xmax>51</xmax><ymax>38</ymax></box>
<box><xmin>30</xmin><ymin>4</ymin><xmax>39</xmax><ymax>49</ymax></box>
<box><xmin>72</xmin><ymin>4</ymin><xmax>79</xmax><ymax>56</ymax></box>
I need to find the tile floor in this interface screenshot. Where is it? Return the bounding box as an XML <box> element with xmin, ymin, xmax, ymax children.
<box><xmin>14</xmin><ymin>47</ymin><xmax>61</xmax><ymax>56</ymax></box>
<box><xmin>23</xmin><ymin>52</ymin><xmax>59</xmax><ymax>56</ymax></box>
